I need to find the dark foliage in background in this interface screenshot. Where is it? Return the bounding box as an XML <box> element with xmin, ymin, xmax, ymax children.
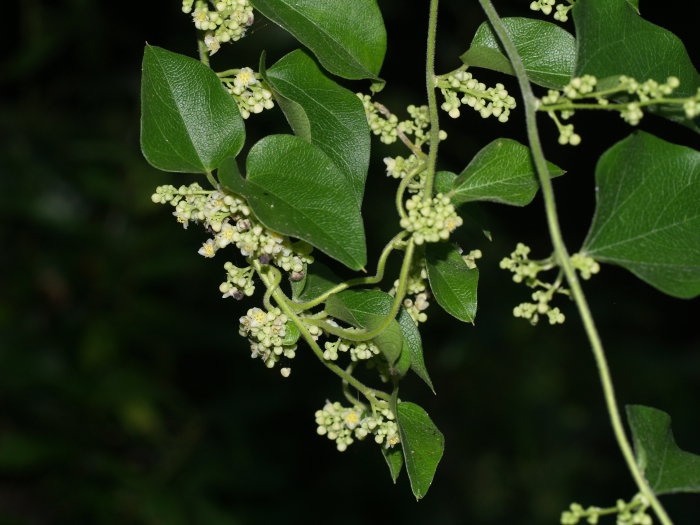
<box><xmin>1</xmin><ymin>1</ymin><xmax>698</xmax><ymax>523</ymax></box>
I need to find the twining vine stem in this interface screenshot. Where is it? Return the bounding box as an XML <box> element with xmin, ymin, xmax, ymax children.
<box><xmin>423</xmin><ymin>0</ymin><xmax>441</xmax><ymax>202</ymax></box>
<box><xmin>477</xmin><ymin>1</ymin><xmax>673</xmax><ymax>524</ymax></box>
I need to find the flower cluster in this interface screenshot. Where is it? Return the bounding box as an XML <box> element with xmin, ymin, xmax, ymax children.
<box><xmin>400</xmin><ymin>193</ymin><xmax>463</xmax><ymax>245</ymax></box>
<box><xmin>392</xmin><ymin>259</ymin><xmax>430</xmax><ymax>324</ymax></box>
<box><xmin>182</xmin><ymin>0</ymin><xmax>254</xmax><ymax>55</ymax></box>
<box><xmin>219</xmin><ymin>262</ymin><xmax>255</xmax><ymax>299</ymax></box>
<box><xmin>323</xmin><ymin>339</ymin><xmax>381</xmax><ymax>362</ymax></box>
<box><xmin>500</xmin><ymin>243</ymin><xmax>567</xmax><ymax>325</ymax></box>
<box><xmin>463</xmin><ymin>248</ymin><xmax>483</xmax><ymax>270</ymax></box>
<box><xmin>239</xmin><ymin>307</ymin><xmax>296</xmax><ymax>375</ymax></box>
<box><xmin>314</xmin><ymin>401</ymin><xmax>400</xmax><ymax>452</ymax></box>
<box><xmin>540</xmin><ymin>75</ymin><xmax>700</xmax><ymax>144</ymax></box>
<box><xmin>151</xmin><ymin>184</ymin><xmax>312</xmax><ymax>275</ymax></box>
<box><xmin>529</xmin><ymin>0</ymin><xmax>573</xmax><ymax>22</ymax></box>
<box><xmin>570</xmin><ymin>253</ymin><xmax>600</xmax><ymax>280</ymax></box>
<box><xmin>437</xmin><ymin>70</ymin><xmax>516</xmax><ymax>122</ymax></box>
<box><xmin>222</xmin><ymin>68</ymin><xmax>275</xmax><ymax>119</ymax></box>
<box><xmin>383</xmin><ymin>154</ymin><xmax>424</xmax><ymax>181</ymax></box>
<box><xmin>561</xmin><ymin>494</ymin><xmax>651</xmax><ymax>525</ymax></box>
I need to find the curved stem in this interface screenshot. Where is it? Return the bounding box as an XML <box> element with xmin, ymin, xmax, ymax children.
<box><xmin>477</xmin><ymin>2</ymin><xmax>673</xmax><ymax>524</ymax></box>
<box><xmin>253</xmin><ymin>261</ymin><xmax>385</xmax><ymax>409</ymax></box>
<box><xmin>291</xmin><ymin>231</ymin><xmax>409</xmax><ymax>311</ymax></box>
<box><xmin>396</xmin><ymin>164</ymin><xmax>427</xmax><ymax>219</ymax></box>
<box><xmin>423</xmin><ymin>0</ymin><xmax>441</xmax><ymax>201</ymax></box>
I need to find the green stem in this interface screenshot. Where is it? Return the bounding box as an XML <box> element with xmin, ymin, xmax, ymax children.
<box><xmin>477</xmin><ymin>2</ymin><xmax>673</xmax><ymax>525</ymax></box>
<box><xmin>291</xmin><ymin>231</ymin><xmax>409</xmax><ymax>311</ymax></box>
<box><xmin>253</xmin><ymin>261</ymin><xmax>385</xmax><ymax>409</ymax></box>
<box><xmin>204</xmin><ymin>169</ymin><xmax>218</xmax><ymax>189</ymax></box>
<box><xmin>423</xmin><ymin>0</ymin><xmax>440</xmax><ymax>202</ymax></box>
<box><xmin>540</xmin><ymin>95</ymin><xmax>697</xmax><ymax>113</ymax></box>
<box><xmin>197</xmin><ymin>34</ymin><xmax>210</xmax><ymax>66</ymax></box>
<box><xmin>304</xmin><ymin>240</ymin><xmax>416</xmax><ymax>342</ymax></box>
<box><xmin>396</xmin><ymin>164</ymin><xmax>427</xmax><ymax>219</ymax></box>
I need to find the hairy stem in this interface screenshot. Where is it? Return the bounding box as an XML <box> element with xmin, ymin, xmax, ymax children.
<box><xmin>477</xmin><ymin>1</ymin><xmax>673</xmax><ymax>524</ymax></box>
<box><xmin>423</xmin><ymin>0</ymin><xmax>441</xmax><ymax>201</ymax></box>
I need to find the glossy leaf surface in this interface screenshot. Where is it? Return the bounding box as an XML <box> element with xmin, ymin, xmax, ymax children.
<box><xmin>219</xmin><ymin>135</ymin><xmax>366</xmax><ymax>270</ymax></box>
<box><xmin>448</xmin><ymin>139</ymin><xmax>564</xmax><ymax>207</ymax></box>
<box><xmin>267</xmin><ymin>49</ymin><xmax>370</xmax><ymax>206</ymax></box>
<box><xmin>250</xmin><ymin>0</ymin><xmax>386</xmax><ymax>80</ymax></box>
<box><xmin>397</xmin><ymin>402</ymin><xmax>444</xmax><ymax>500</ymax></box>
<box><xmin>425</xmin><ymin>244</ymin><xmax>479</xmax><ymax>323</ymax></box>
<box><xmin>627</xmin><ymin>405</ymin><xmax>700</xmax><ymax>494</ymax></box>
<box><xmin>583</xmin><ymin>132</ymin><xmax>700</xmax><ymax>298</ymax></box>
<box><xmin>461</xmin><ymin>18</ymin><xmax>576</xmax><ymax>89</ymax></box>
<box><xmin>140</xmin><ymin>46</ymin><xmax>245</xmax><ymax>173</ymax></box>
<box><xmin>397</xmin><ymin>308</ymin><xmax>433</xmax><ymax>392</ymax></box>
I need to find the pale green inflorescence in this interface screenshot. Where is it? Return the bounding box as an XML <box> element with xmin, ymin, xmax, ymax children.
<box><xmin>529</xmin><ymin>0</ymin><xmax>574</xmax><ymax>22</ymax></box>
<box><xmin>561</xmin><ymin>494</ymin><xmax>652</xmax><ymax>525</ymax></box>
<box><xmin>437</xmin><ymin>70</ymin><xmax>517</xmax><ymax>122</ymax></box>
<box><xmin>315</xmin><ymin>401</ymin><xmax>400</xmax><ymax>452</ymax></box>
<box><xmin>239</xmin><ymin>307</ymin><xmax>296</xmax><ymax>376</ymax></box>
<box><xmin>541</xmin><ymin>75</ymin><xmax>700</xmax><ymax>145</ymax></box>
<box><xmin>323</xmin><ymin>339</ymin><xmax>381</xmax><ymax>362</ymax></box>
<box><xmin>222</xmin><ymin>67</ymin><xmax>275</xmax><ymax>119</ymax></box>
<box><xmin>182</xmin><ymin>0</ymin><xmax>254</xmax><ymax>55</ymax></box>
<box><xmin>391</xmin><ymin>259</ymin><xmax>431</xmax><ymax>324</ymax></box>
<box><xmin>400</xmin><ymin>193</ymin><xmax>463</xmax><ymax>245</ymax></box>
<box><xmin>151</xmin><ymin>183</ymin><xmax>313</xmax><ymax>276</ymax></box>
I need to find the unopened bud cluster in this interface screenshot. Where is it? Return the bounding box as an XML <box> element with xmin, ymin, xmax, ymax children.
<box><xmin>151</xmin><ymin>184</ymin><xmax>312</xmax><ymax>275</ymax></box>
<box><xmin>220</xmin><ymin>262</ymin><xmax>255</xmax><ymax>299</ymax></box>
<box><xmin>384</xmin><ymin>155</ymin><xmax>424</xmax><ymax>181</ymax></box>
<box><xmin>500</xmin><ymin>243</ymin><xmax>566</xmax><ymax>325</ymax></box>
<box><xmin>239</xmin><ymin>307</ymin><xmax>296</xmax><ymax>374</ymax></box>
<box><xmin>570</xmin><ymin>253</ymin><xmax>600</xmax><ymax>280</ymax></box>
<box><xmin>222</xmin><ymin>68</ymin><xmax>275</xmax><ymax>119</ymax></box>
<box><xmin>561</xmin><ymin>494</ymin><xmax>651</xmax><ymax>525</ymax></box>
<box><xmin>392</xmin><ymin>260</ymin><xmax>430</xmax><ymax>324</ymax></box>
<box><xmin>400</xmin><ymin>193</ymin><xmax>463</xmax><ymax>245</ymax></box>
<box><xmin>315</xmin><ymin>401</ymin><xmax>400</xmax><ymax>452</ymax></box>
<box><xmin>530</xmin><ymin>0</ymin><xmax>573</xmax><ymax>22</ymax></box>
<box><xmin>182</xmin><ymin>0</ymin><xmax>254</xmax><ymax>55</ymax></box>
<box><xmin>437</xmin><ymin>70</ymin><xmax>516</xmax><ymax>122</ymax></box>
<box><xmin>541</xmin><ymin>75</ymin><xmax>699</xmax><ymax>144</ymax></box>
<box><xmin>323</xmin><ymin>339</ymin><xmax>380</xmax><ymax>362</ymax></box>
<box><xmin>463</xmin><ymin>249</ymin><xmax>482</xmax><ymax>270</ymax></box>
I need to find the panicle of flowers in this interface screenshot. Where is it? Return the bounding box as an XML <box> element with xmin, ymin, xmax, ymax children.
<box><xmin>540</xmin><ymin>75</ymin><xmax>699</xmax><ymax>145</ymax></box>
<box><xmin>315</xmin><ymin>401</ymin><xmax>400</xmax><ymax>452</ymax></box>
<box><xmin>400</xmin><ymin>193</ymin><xmax>463</xmax><ymax>245</ymax></box>
<box><xmin>437</xmin><ymin>69</ymin><xmax>516</xmax><ymax>122</ymax></box>
<box><xmin>391</xmin><ymin>259</ymin><xmax>430</xmax><ymax>324</ymax></box>
<box><xmin>500</xmin><ymin>243</ymin><xmax>567</xmax><ymax>326</ymax></box>
<box><xmin>239</xmin><ymin>307</ymin><xmax>296</xmax><ymax>375</ymax></box>
<box><xmin>221</xmin><ymin>67</ymin><xmax>275</xmax><ymax>118</ymax></box>
<box><xmin>323</xmin><ymin>339</ymin><xmax>381</xmax><ymax>362</ymax></box>
<box><xmin>219</xmin><ymin>261</ymin><xmax>255</xmax><ymax>299</ymax></box>
<box><xmin>561</xmin><ymin>494</ymin><xmax>651</xmax><ymax>525</ymax></box>
<box><xmin>530</xmin><ymin>0</ymin><xmax>574</xmax><ymax>22</ymax></box>
<box><xmin>182</xmin><ymin>0</ymin><xmax>254</xmax><ymax>55</ymax></box>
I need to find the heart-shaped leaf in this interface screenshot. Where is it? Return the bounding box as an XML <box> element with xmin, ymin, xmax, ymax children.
<box><xmin>266</xmin><ymin>49</ymin><xmax>370</xmax><ymax>206</ymax></box>
<box><xmin>140</xmin><ymin>45</ymin><xmax>245</xmax><ymax>173</ymax></box>
<box><xmin>219</xmin><ymin>135</ymin><xmax>366</xmax><ymax>270</ymax></box>
<box><xmin>573</xmin><ymin>0</ymin><xmax>700</xmax><ymax>131</ymax></box>
<box><xmin>397</xmin><ymin>401</ymin><xmax>444</xmax><ymax>500</ymax></box>
<box><xmin>627</xmin><ymin>405</ymin><xmax>700</xmax><ymax>494</ymax></box>
<box><xmin>250</xmin><ymin>0</ymin><xmax>386</xmax><ymax>80</ymax></box>
<box><xmin>582</xmin><ymin>131</ymin><xmax>700</xmax><ymax>299</ymax></box>
<box><xmin>448</xmin><ymin>138</ymin><xmax>564</xmax><ymax>207</ymax></box>
<box><xmin>460</xmin><ymin>18</ymin><xmax>576</xmax><ymax>89</ymax></box>
<box><xmin>425</xmin><ymin>244</ymin><xmax>479</xmax><ymax>323</ymax></box>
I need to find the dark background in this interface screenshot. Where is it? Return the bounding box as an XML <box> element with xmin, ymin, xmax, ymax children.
<box><xmin>1</xmin><ymin>1</ymin><xmax>698</xmax><ymax>523</ymax></box>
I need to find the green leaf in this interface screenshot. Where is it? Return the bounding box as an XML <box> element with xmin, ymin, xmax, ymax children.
<box><xmin>140</xmin><ymin>45</ymin><xmax>245</xmax><ymax>173</ymax></box>
<box><xmin>381</xmin><ymin>446</ymin><xmax>404</xmax><ymax>484</ymax></box>
<box><xmin>219</xmin><ymin>135</ymin><xmax>366</xmax><ymax>270</ymax></box>
<box><xmin>582</xmin><ymin>131</ymin><xmax>700</xmax><ymax>299</ymax></box>
<box><xmin>291</xmin><ymin>260</ymin><xmax>341</xmax><ymax>303</ymax></box>
<box><xmin>425</xmin><ymin>244</ymin><xmax>479</xmax><ymax>323</ymax></box>
<box><xmin>397</xmin><ymin>308</ymin><xmax>434</xmax><ymax>392</ymax></box>
<box><xmin>434</xmin><ymin>170</ymin><xmax>457</xmax><ymax>195</ymax></box>
<box><xmin>627</xmin><ymin>405</ymin><xmax>700</xmax><ymax>494</ymax></box>
<box><xmin>397</xmin><ymin>402</ymin><xmax>444</xmax><ymax>500</ymax></box>
<box><xmin>366</xmin><ymin>316</ymin><xmax>403</xmax><ymax>366</ymax></box>
<box><xmin>266</xmin><ymin>50</ymin><xmax>371</xmax><ymax>206</ymax></box>
<box><xmin>449</xmin><ymin>138</ymin><xmax>565</xmax><ymax>207</ymax></box>
<box><xmin>573</xmin><ymin>0</ymin><xmax>700</xmax><ymax>130</ymax></box>
<box><xmin>250</xmin><ymin>0</ymin><xmax>386</xmax><ymax>80</ymax></box>
<box><xmin>460</xmin><ymin>18</ymin><xmax>576</xmax><ymax>89</ymax></box>
<box><xmin>281</xmin><ymin>321</ymin><xmax>300</xmax><ymax>345</ymax></box>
